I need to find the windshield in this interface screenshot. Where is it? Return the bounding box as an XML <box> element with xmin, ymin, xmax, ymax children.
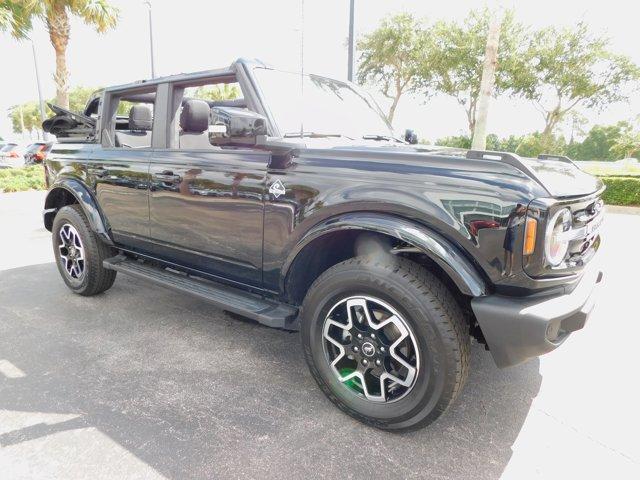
<box><xmin>26</xmin><ymin>144</ymin><xmax>43</xmax><ymax>153</ymax></box>
<box><xmin>0</xmin><ymin>144</ymin><xmax>17</xmax><ymax>152</ymax></box>
<box><xmin>253</xmin><ymin>68</ymin><xmax>395</xmax><ymax>140</ymax></box>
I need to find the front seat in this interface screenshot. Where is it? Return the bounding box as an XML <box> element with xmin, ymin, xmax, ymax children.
<box><xmin>179</xmin><ymin>99</ymin><xmax>213</xmax><ymax>149</ymax></box>
<box><xmin>115</xmin><ymin>105</ymin><xmax>153</xmax><ymax>148</ymax></box>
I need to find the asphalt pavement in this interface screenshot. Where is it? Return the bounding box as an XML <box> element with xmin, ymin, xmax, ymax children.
<box><xmin>1</xmin><ymin>190</ymin><xmax>639</xmax><ymax>479</ymax></box>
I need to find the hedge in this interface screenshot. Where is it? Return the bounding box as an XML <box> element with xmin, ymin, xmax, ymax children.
<box><xmin>600</xmin><ymin>176</ymin><xmax>640</xmax><ymax>206</ymax></box>
<box><xmin>0</xmin><ymin>165</ymin><xmax>46</xmax><ymax>193</ymax></box>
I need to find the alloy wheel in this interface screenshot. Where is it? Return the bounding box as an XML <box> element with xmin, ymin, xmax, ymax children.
<box><xmin>322</xmin><ymin>296</ymin><xmax>419</xmax><ymax>403</ymax></box>
<box><xmin>58</xmin><ymin>223</ymin><xmax>86</xmax><ymax>280</ymax></box>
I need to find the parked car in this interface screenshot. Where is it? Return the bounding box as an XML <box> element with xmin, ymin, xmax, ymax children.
<box><xmin>23</xmin><ymin>141</ymin><xmax>54</xmax><ymax>166</ymax></box>
<box><xmin>0</xmin><ymin>143</ymin><xmax>23</xmax><ymax>168</ymax></box>
<box><xmin>41</xmin><ymin>59</ymin><xmax>604</xmax><ymax>432</ymax></box>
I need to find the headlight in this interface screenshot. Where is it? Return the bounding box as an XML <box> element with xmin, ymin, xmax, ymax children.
<box><xmin>544</xmin><ymin>208</ymin><xmax>572</xmax><ymax>266</ymax></box>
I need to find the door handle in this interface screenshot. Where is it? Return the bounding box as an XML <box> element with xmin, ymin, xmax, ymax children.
<box><xmin>154</xmin><ymin>171</ymin><xmax>182</xmax><ymax>183</ymax></box>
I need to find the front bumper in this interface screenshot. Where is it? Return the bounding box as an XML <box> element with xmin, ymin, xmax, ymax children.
<box><xmin>471</xmin><ymin>265</ymin><xmax>603</xmax><ymax>368</ymax></box>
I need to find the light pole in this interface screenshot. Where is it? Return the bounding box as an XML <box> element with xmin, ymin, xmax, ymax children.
<box><xmin>347</xmin><ymin>0</ymin><xmax>355</xmax><ymax>82</ymax></box>
<box><xmin>143</xmin><ymin>1</ymin><xmax>156</xmax><ymax>78</ymax></box>
<box><xmin>31</xmin><ymin>39</ymin><xmax>47</xmax><ymax>139</ymax></box>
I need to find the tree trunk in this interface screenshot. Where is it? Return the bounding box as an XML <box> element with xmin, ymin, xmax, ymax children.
<box><xmin>387</xmin><ymin>94</ymin><xmax>400</xmax><ymax>125</ymax></box>
<box><xmin>466</xmin><ymin>103</ymin><xmax>476</xmax><ymax>137</ymax></box>
<box><xmin>471</xmin><ymin>14</ymin><xmax>502</xmax><ymax>150</ymax></box>
<box><xmin>542</xmin><ymin>114</ymin><xmax>559</xmax><ymax>138</ymax></box>
<box><xmin>47</xmin><ymin>4</ymin><xmax>70</xmax><ymax>109</ymax></box>
<box><xmin>18</xmin><ymin>105</ymin><xmax>25</xmax><ymax>134</ymax></box>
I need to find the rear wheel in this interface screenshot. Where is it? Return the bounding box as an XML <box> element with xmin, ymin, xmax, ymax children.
<box><xmin>52</xmin><ymin>204</ymin><xmax>117</xmax><ymax>296</ymax></box>
<box><xmin>301</xmin><ymin>256</ymin><xmax>470</xmax><ymax>431</ymax></box>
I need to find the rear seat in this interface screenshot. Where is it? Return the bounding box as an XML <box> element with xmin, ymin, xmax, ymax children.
<box><xmin>179</xmin><ymin>99</ymin><xmax>216</xmax><ymax>149</ymax></box>
<box><xmin>115</xmin><ymin>105</ymin><xmax>153</xmax><ymax>148</ymax></box>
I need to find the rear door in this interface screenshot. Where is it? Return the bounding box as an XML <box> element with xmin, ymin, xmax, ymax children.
<box><xmin>88</xmin><ymin>85</ymin><xmax>159</xmax><ymax>252</ymax></box>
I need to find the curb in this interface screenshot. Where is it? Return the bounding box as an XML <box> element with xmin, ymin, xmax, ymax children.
<box><xmin>606</xmin><ymin>205</ymin><xmax>640</xmax><ymax>215</ymax></box>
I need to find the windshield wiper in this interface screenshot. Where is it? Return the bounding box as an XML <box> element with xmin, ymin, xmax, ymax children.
<box><xmin>284</xmin><ymin>131</ymin><xmax>353</xmax><ymax>139</ymax></box>
<box><xmin>362</xmin><ymin>134</ymin><xmax>402</xmax><ymax>142</ymax></box>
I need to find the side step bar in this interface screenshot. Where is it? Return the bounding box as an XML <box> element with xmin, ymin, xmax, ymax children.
<box><xmin>104</xmin><ymin>255</ymin><xmax>299</xmax><ymax>330</ymax></box>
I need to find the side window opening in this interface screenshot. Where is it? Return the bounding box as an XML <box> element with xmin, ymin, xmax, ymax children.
<box><xmin>170</xmin><ymin>79</ymin><xmax>249</xmax><ymax>150</ymax></box>
<box><xmin>107</xmin><ymin>89</ymin><xmax>157</xmax><ymax>149</ymax></box>
<box><xmin>184</xmin><ymin>82</ymin><xmax>243</xmax><ymax>105</ymax></box>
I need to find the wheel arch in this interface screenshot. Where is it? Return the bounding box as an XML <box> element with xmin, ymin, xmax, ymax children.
<box><xmin>44</xmin><ymin>178</ymin><xmax>113</xmax><ymax>245</ymax></box>
<box><xmin>282</xmin><ymin>212</ymin><xmax>488</xmax><ymax>305</ymax></box>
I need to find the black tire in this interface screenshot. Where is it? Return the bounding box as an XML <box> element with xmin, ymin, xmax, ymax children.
<box><xmin>52</xmin><ymin>204</ymin><xmax>117</xmax><ymax>296</ymax></box>
<box><xmin>301</xmin><ymin>256</ymin><xmax>470</xmax><ymax>432</ymax></box>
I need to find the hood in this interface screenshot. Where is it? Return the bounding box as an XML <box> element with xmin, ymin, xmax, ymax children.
<box><xmin>518</xmin><ymin>157</ymin><xmax>604</xmax><ymax>198</ymax></box>
<box><xmin>303</xmin><ymin>139</ymin><xmax>603</xmax><ymax>199</ymax></box>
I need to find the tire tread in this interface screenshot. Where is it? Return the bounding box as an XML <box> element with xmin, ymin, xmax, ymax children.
<box><xmin>301</xmin><ymin>255</ymin><xmax>470</xmax><ymax>431</ymax></box>
<box><xmin>53</xmin><ymin>204</ymin><xmax>116</xmax><ymax>296</ymax></box>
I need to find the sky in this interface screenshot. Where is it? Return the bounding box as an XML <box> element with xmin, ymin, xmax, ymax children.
<box><xmin>1</xmin><ymin>0</ymin><xmax>639</xmax><ymax>143</ymax></box>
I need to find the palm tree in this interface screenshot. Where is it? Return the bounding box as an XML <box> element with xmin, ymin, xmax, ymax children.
<box><xmin>0</xmin><ymin>1</ymin><xmax>31</xmax><ymax>38</ymax></box>
<box><xmin>3</xmin><ymin>0</ymin><xmax>118</xmax><ymax>109</ymax></box>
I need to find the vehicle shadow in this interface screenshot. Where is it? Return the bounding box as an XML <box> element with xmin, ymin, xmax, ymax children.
<box><xmin>0</xmin><ymin>263</ymin><xmax>542</xmax><ymax>480</ymax></box>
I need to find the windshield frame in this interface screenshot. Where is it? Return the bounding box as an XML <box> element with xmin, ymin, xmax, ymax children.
<box><xmin>249</xmin><ymin>66</ymin><xmax>396</xmax><ymax>141</ymax></box>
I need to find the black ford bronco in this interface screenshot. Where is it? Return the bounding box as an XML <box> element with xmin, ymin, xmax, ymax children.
<box><xmin>42</xmin><ymin>59</ymin><xmax>604</xmax><ymax>431</ymax></box>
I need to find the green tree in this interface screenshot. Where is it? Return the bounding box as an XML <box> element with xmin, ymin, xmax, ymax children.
<box><xmin>66</xmin><ymin>85</ymin><xmax>97</xmax><ymax>112</ymax></box>
<box><xmin>357</xmin><ymin>13</ymin><xmax>430</xmax><ymax>124</ymax></box>
<box><xmin>611</xmin><ymin>127</ymin><xmax>640</xmax><ymax>160</ymax></box>
<box><xmin>526</xmin><ymin>22</ymin><xmax>640</xmax><ymax>137</ymax></box>
<box><xmin>514</xmin><ymin>132</ymin><xmax>567</xmax><ymax>158</ymax></box>
<box><xmin>567</xmin><ymin>122</ymin><xmax>631</xmax><ymax>160</ymax></box>
<box><xmin>425</xmin><ymin>9</ymin><xmax>533</xmax><ymax>136</ymax></box>
<box><xmin>436</xmin><ymin>133</ymin><xmax>526</xmax><ymax>153</ymax></box>
<box><xmin>190</xmin><ymin>84</ymin><xmax>240</xmax><ymax>101</ymax></box>
<box><xmin>10</xmin><ymin>102</ymin><xmax>42</xmax><ymax>133</ymax></box>
<box><xmin>494</xmin><ymin>135</ymin><xmax>525</xmax><ymax>153</ymax></box>
<box><xmin>3</xmin><ymin>0</ymin><xmax>118</xmax><ymax>109</ymax></box>
<box><xmin>0</xmin><ymin>1</ymin><xmax>31</xmax><ymax>37</ymax></box>
<box><xmin>434</xmin><ymin>134</ymin><xmax>471</xmax><ymax>149</ymax></box>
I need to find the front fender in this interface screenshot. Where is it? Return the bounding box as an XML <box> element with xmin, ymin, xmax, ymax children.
<box><xmin>44</xmin><ymin>178</ymin><xmax>113</xmax><ymax>245</ymax></box>
<box><xmin>282</xmin><ymin>212</ymin><xmax>487</xmax><ymax>297</ymax></box>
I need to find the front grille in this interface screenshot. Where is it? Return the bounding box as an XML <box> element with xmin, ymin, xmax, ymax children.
<box><xmin>573</xmin><ymin>198</ymin><xmax>604</xmax><ymax>225</ymax></box>
<box><xmin>566</xmin><ymin>197</ymin><xmax>604</xmax><ymax>267</ymax></box>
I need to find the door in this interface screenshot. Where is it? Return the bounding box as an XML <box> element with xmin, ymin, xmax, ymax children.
<box><xmin>148</xmin><ymin>149</ymin><xmax>269</xmax><ymax>288</ymax></box>
<box><xmin>89</xmin><ymin>149</ymin><xmax>151</xmax><ymax>247</ymax></box>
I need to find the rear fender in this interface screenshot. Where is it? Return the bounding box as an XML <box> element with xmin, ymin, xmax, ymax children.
<box><xmin>44</xmin><ymin>178</ymin><xmax>113</xmax><ymax>245</ymax></box>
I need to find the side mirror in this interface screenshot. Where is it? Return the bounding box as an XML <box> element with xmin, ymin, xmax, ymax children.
<box><xmin>404</xmin><ymin>129</ymin><xmax>418</xmax><ymax>145</ymax></box>
<box><xmin>210</xmin><ymin>107</ymin><xmax>268</xmax><ymax>145</ymax></box>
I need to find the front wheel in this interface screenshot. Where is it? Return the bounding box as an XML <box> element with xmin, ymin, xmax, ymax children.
<box><xmin>52</xmin><ymin>204</ymin><xmax>117</xmax><ymax>296</ymax></box>
<box><xmin>301</xmin><ymin>256</ymin><xmax>470</xmax><ymax>431</ymax></box>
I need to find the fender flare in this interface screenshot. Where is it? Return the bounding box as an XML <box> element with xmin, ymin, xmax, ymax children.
<box><xmin>43</xmin><ymin>178</ymin><xmax>113</xmax><ymax>245</ymax></box>
<box><xmin>282</xmin><ymin>212</ymin><xmax>487</xmax><ymax>297</ymax></box>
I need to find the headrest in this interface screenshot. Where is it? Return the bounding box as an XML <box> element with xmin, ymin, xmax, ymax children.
<box><xmin>129</xmin><ymin>105</ymin><xmax>153</xmax><ymax>131</ymax></box>
<box><xmin>180</xmin><ymin>99</ymin><xmax>210</xmax><ymax>133</ymax></box>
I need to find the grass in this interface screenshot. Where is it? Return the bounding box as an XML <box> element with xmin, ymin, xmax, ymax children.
<box><xmin>0</xmin><ymin>165</ymin><xmax>46</xmax><ymax>193</ymax></box>
<box><xmin>600</xmin><ymin>177</ymin><xmax>640</xmax><ymax>206</ymax></box>
<box><xmin>579</xmin><ymin>162</ymin><xmax>640</xmax><ymax>177</ymax></box>
<box><xmin>1</xmin><ymin>163</ymin><xmax>639</xmax><ymax>206</ymax></box>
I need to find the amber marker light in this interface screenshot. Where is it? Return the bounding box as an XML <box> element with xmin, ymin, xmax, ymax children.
<box><xmin>523</xmin><ymin>218</ymin><xmax>537</xmax><ymax>255</ymax></box>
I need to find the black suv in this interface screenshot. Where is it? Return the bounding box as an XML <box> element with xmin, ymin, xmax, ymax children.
<box><xmin>42</xmin><ymin>59</ymin><xmax>603</xmax><ymax>431</ymax></box>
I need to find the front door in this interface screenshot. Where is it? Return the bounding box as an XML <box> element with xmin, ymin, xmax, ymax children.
<box><xmin>148</xmin><ymin>149</ymin><xmax>269</xmax><ymax>288</ymax></box>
